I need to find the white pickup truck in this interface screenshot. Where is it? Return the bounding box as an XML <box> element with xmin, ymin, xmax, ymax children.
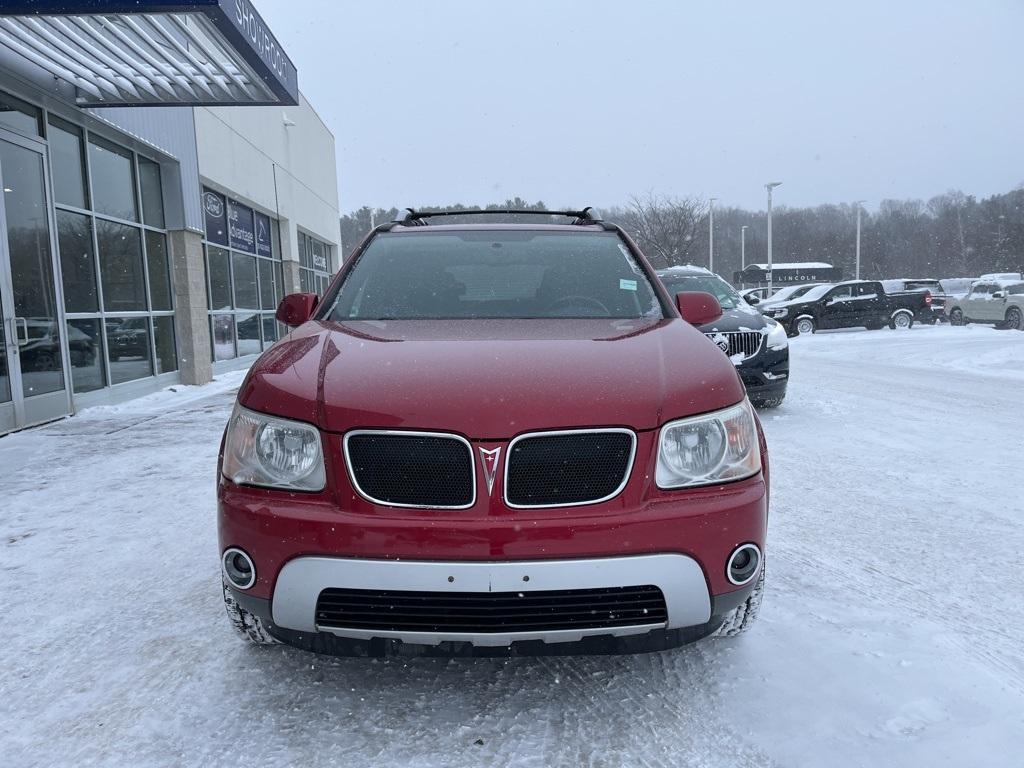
<box><xmin>945</xmin><ymin>279</ymin><xmax>1024</xmax><ymax>330</ymax></box>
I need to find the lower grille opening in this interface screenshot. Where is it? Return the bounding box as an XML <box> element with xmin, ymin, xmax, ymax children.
<box><xmin>315</xmin><ymin>585</ymin><xmax>668</xmax><ymax>634</ymax></box>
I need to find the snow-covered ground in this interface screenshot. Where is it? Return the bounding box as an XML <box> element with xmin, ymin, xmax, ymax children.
<box><xmin>2</xmin><ymin>324</ymin><xmax>1023</xmax><ymax>767</ymax></box>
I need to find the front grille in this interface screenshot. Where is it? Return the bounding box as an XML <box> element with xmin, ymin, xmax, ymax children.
<box><xmin>704</xmin><ymin>331</ymin><xmax>763</xmax><ymax>360</ymax></box>
<box><xmin>505</xmin><ymin>430</ymin><xmax>635</xmax><ymax>507</ymax></box>
<box><xmin>345</xmin><ymin>431</ymin><xmax>474</xmax><ymax>508</ymax></box>
<box><xmin>315</xmin><ymin>585</ymin><xmax>667</xmax><ymax>634</ymax></box>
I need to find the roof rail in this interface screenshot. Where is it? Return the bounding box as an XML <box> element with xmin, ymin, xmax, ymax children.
<box><xmin>391</xmin><ymin>207</ymin><xmax>604</xmax><ymax>226</ymax></box>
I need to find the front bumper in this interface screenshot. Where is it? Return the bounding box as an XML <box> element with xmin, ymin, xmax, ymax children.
<box><xmin>273</xmin><ymin>553</ymin><xmax>712</xmax><ymax>646</ymax></box>
<box><xmin>737</xmin><ymin>344</ymin><xmax>789</xmax><ymax>401</ymax></box>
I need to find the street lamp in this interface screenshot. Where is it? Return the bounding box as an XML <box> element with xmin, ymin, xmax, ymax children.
<box><xmin>708</xmin><ymin>197</ymin><xmax>717</xmax><ymax>272</ymax></box>
<box><xmin>741</xmin><ymin>225</ymin><xmax>748</xmax><ymax>271</ymax></box>
<box><xmin>853</xmin><ymin>200</ymin><xmax>866</xmax><ymax>280</ymax></box>
<box><xmin>765</xmin><ymin>182</ymin><xmax>782</xmax><ymax>294</ymax></box>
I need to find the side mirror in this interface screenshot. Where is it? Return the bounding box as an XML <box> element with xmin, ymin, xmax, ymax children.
<box><xmin>276</xmin><ymin>293</ymin><xmax>319</xmax><ymax>328</ymax></box>
<box><xmin>676</xmin><ymin>291</ymin><xmax>723</xmax><ymax>326</ymax></box>
<box><xmin>993</xmin><ymin>291</ymin><xmax>1006</xmax><ymax>299</ymax></box>
<box><xmin>745</xmin><ymin>294</ymin><xmax>760</xmax><ymax>305</ymax></box>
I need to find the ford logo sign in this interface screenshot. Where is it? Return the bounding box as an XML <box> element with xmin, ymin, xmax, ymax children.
<box><xmin>203</xmin><ymin>192</ymin><xmax>223</xmax><ymax>217</ymax></box>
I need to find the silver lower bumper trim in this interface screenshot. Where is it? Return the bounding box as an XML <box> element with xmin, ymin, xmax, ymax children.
<box><xmin>272</xmin><ymin>554</ymin><xmax>712</xmax><ymax>646</ymax></box>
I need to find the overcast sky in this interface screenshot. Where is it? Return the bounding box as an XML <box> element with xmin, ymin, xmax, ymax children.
<box><xmin>257</xmin><ymin>0</ymin><xmax>1023</xmax><ymax>213</ymax></box>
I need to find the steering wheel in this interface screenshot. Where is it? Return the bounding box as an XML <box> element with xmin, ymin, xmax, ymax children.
<box><xmin>548</xmin><ymin>295</ymin><xmax>610</xmax><ymax>315</ymax></box>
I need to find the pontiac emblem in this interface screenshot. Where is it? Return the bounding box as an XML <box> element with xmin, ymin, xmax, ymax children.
<box><xmin>478</xmin><ymin>447</ymin><xmax>502</xmax><ymax>495</ymax></box>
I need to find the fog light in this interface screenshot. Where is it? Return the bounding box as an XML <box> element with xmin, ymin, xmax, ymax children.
<box><xmin>726</xmin><ymin>543</ymin><xmax>761</xmax><ymax>586</ymax></box>
<box><xmin>222</xmin><ymin>547</ymin><xmax>256</xmax><ymax>590</ymax></box>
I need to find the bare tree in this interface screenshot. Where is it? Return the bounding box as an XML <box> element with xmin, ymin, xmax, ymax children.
<box><xmin>618</xmin><ymin>194</ymin><xmax>708</xmax><ymax>268</ymax></box>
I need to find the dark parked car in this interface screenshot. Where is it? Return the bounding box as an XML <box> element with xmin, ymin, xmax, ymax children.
<box><xmin>657</xmin><ymin>266</ymin><xmax>789</xmax><ymax>408</ymax></box>
<box><xmin>761</xmin><ymin>280</ymin><xmax>931</xmax><ymax>335</ymax></box>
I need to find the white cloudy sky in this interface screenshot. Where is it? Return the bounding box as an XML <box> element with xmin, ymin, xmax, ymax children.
<box><xmin>256</xmin><ymin>0</ymin><xmax>1023</xmax><ymax>212</ymax></box>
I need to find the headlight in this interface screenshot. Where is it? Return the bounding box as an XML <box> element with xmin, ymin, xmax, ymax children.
<box><xmin>656</xmin><ymin>400</ymin><xmax>761</xmax><ymax>489</ymax></box>
<box><xmin>765</xmin><ymin>319</ymin><xmax>788</xmax><ymax>350</ymax></box>
<box><xmin>222</xmin><ymin>405</ymin><xmax>326</xmax><ymax>491</ymax></box>
<box><xmin>767</xmin><ymin>307</ymin><xmax>788</xmax><ymax>319</ymax></box>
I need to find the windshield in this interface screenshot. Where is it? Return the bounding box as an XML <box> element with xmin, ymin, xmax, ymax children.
<box><xmin>790</xmin><ymin>283</ymin><xmax>833</xmax><ymax>302</ymax></box>
<box><xmin>658</xmin><ymin>273</ymin><xmax>741</xmax><ymax>309</ymax></box>
<box><xmin>329</xmin><ymin>231</ymin><xmax>663</xmax><ymax>320</ymax></box>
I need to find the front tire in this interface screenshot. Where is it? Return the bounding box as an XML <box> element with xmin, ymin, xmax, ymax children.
<box><xmin>889</xmin><ymin>311</ymin><xmax>914</xmax><ymax>330</ymax></box>
<box><xmin>714</xmin><ymin>565</ymin><xmax>765</xmax><ymax>637</ymax></box>
<box><xmin>795</xmin><ymin>317</ymin><xmax>815</xmax><ymax>335</ymax></box>
<box><xmin>752</xmin><ymin>395</ymin><xmax>785</xmax><ymax>409</ymax></box>
<box><xmin>949</xmin><ymin>308</ymin><xmax>966</xmax><ymax>326</ymax></box>
<box><xmin>1005</xmin><ymin>306</ymin><xmax>1023</xmax><ymax>331</ymax></box>
<box><xmin>223</xmin><ymin>581</ymin><xmax>279</xmax><ymax>645</ymax></box>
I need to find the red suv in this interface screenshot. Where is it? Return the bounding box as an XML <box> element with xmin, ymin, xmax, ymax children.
<box><xmin>218</xmin><ymin>209</ymin><xmax>769</xmax><ymax>655</ymax></box>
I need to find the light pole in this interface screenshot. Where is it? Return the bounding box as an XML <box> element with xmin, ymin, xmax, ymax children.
<box><xmin>708</xmin><ymin>197</ymin><xmax>717</xmax><ymax>272</ymax></box>
<box><xmin>853</xmin><ymin>200</ymin><xmax>866</xmax><ymax>279</ymax></box>
<box><xmin>765</xmin><ymin>182</ymin><xmax>782</xmax><ymax>294</ymax></box>
<box><xmin>741</xmin><ymin>225</ymin><xmax>748</xmax><ymax>271</ymax></box>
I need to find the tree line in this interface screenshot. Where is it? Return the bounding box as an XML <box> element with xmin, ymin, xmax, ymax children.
<box><xmin>339</xmin><ymin>187</ymin><xmax>1024</xmax><ymax>281</ymax></box>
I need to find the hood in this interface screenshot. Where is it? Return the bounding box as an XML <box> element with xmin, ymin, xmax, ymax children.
<box><xmin>238</xmin><ymin>318</ymin><xmax>745</xmax><ymax>438</ymax></box>
<box><xmin>695</xmin><ymin>304</ymin><xmax>769</xmax><ymax>334</ymax></box>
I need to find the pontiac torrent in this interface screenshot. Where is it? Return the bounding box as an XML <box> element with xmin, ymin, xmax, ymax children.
<box><xmin>218</xmin><ymin>208</ymin><xmax>769</xmax><ymax>655</ymax></box>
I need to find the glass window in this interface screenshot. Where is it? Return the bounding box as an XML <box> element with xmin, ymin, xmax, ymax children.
<box><xmin>57</xmin><ymin>210</ymin><xmax>98</xmax><ymax>313</ymax></box>
<box><xmin>211</xmin><ymin>315</ymin><xmax>236</xmax><ymax>361</ymax></box>
<box><xmin>232</xmin><ymin>253</ymin><xmax>259</xmax><ymax>309</ymax></box>
<box><xmin>88</xmin><ymin>136</ymin><xmax>137</xmax><ymax>221</ymax></box>
<box><xmin>258</xmin><ymin>258</ymin><xmax>276</xmax><ymax>309</ymax></box>
<box><xmin>97</xmin><ymin>222</ymin><xmax>146</xmax><ymax>311</ymax></box>
<box><xmin>261</xmin><ymin>314</ymin><xmax>278</xmax><ymax>349</ymax></box>
<box><xmin>106</xmin><ymin>316</ymin><xmax>153</xmax><ymax>384</ymax></box>
<box><xmin>207</xmin><ymin>246</ymin><xmax>232</xmax><ymax>310</ymax></box>
<box><xmin>67</xmin><ymin>318</ymin><xmax>105</xmax><ymax>393</ymax></box>
<box><xmin>145</xmin><ymin>231</ymin><xmax>172</xmax><ymax>311</ymax></box>
<box><xmin>0</xmin><ymin>91</ymin><xmax>41</xmax><ymax>136</ymax></box>
<box><xmin>300</xmin><ymin>269</ymin><xmax>312</xmax><ymax>293</ymax></box>
<box><xmin>153</xmin><ymin>316</ymin><xmax>177</xmax><ymax>374</ymax></box>
<box><xmin>236</xmin><ymin>312</ymin><xmax>261</xmax><ymax>356</ymax></box>
<box><xmin>138</xmin><ymin>158</ymin><xmax>164</xmax><ymax>228</ymax></box>
<box><xmin>48</xmin><ymin>117</ymin><xmax>88</xmax><ymax>209</ymax></box>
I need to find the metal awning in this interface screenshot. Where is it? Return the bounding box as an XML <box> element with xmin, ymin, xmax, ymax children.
<box><xmin>0</xmin><ymin>1</ymin><xmax>297</xmax><ymax>106</ymax></box>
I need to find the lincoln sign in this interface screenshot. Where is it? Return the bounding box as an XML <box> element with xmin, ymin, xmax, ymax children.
<box><xmin>734</xmin><ymin>263</ymin><xmax>843</xmax><ymax>286</ymax></box>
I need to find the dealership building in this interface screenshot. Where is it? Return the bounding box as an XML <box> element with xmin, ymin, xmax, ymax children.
<box><xmin>0</xmin><ymin>1</ymin><xmax>338</xmax><ymax>436</ymax></box>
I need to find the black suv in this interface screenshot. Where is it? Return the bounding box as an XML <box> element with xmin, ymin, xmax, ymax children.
<box><xmin>656</xmin><ymin>266</ymin><xmax>789</xmax><ymax>408</ymax></box>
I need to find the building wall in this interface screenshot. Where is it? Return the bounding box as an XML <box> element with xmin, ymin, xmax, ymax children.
<box><xmin>194</xmin><ymin>93</ymin><xmax>339</xmax><ymax>262</ymax></box>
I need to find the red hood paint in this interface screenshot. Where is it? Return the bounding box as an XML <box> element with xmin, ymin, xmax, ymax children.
<box><xmin>238</xmin><ymin>317</ymin><xmax>745</xmax><ymax>438</ymax></box>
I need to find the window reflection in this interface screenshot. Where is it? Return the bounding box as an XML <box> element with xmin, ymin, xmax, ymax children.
<box><xmin>98</xmin><ymin>221</ymin><xmax>146</xmax><ymax>311</ymax></box>
<box><xmin>88</xmin><ymin>137</ymin><xmax>137</xmax><ymax>221</ymax></box>
<box><xmin>237</xmin><ymin>312</ymin><xmax>261</xmax><ymax>356</ymax></box>
<box><xmin>48</xmin><ymin>117</ymin><xmax>88</xmax><ymax>209</ymax></box>
<box><xmin>106</xmin><ymin>316</ymin><xmax>152</xmax><ymax>384</ymax></box>
<box><xmin>57</xmin><ymin>210</ymin><xmax>97</xmax><ymax>313</ymax></box>
<box><xmin>146</xmin><ymin>231</ymin><xmax>172</xmax><ymax>311</ymax></box>
<box><xmin>153</xmin><ymin>316</ymin><xmax>177</xmax><ymax>374</ymax></box>
<box><xmin>67</xmin><ymin>319</ymin><xmax>105</xmax><ymax>393</ymax></box>
<box><xmin>212</xmin><ymin>315</ymin><xmax>235</xmax><ymax>361</ymax></box>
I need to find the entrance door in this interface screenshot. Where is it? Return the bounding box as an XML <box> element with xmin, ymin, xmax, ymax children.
<box><xmin>0</xmin><ymin>129</ymin><xmax>71</xmax><ymax>433</ymax></box>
